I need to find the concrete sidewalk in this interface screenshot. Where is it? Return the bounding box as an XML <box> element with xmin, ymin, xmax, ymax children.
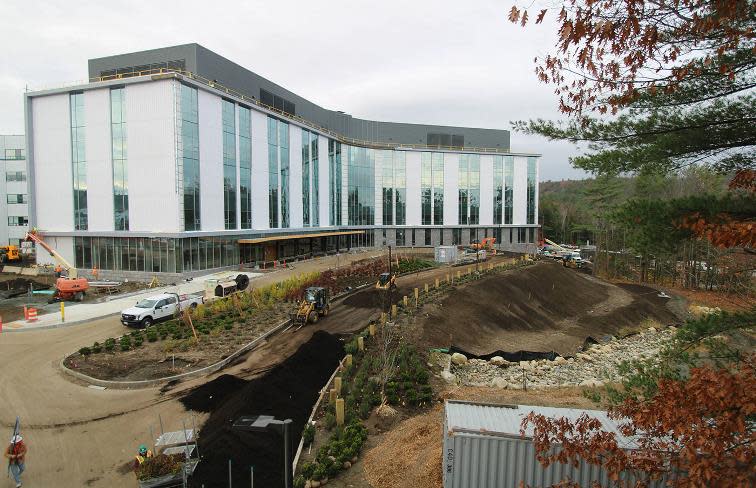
<box><xmin>3</xmin><ymin>250</ymin><xmax>383</xmax><ymax>331</ymax></box>
<box><xmin>3</xmin><ymin>269</ymin><xmax>262</xmax><ymax>331</ymax></box>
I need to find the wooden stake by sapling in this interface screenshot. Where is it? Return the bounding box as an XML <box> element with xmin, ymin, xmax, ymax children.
<box><xmin>435</xmin><ymin>278</ymin><xmax>440</xmax><ymax>289</ymax></box>
<box><xmin>346</xmin><ymin>354</ymin><xmax>353</xmax><ymax>367</ymax></box>
<box><xmin>403</xmin><ymin>296</ymin><xmax>408</xmax><ymax>308</ymax></box>
<box><xmin>369</xmin><ymin>323</ymin><xmax>376</xmax><ymax>336</ymax></box>
<box><xmin>358</xmin><ymin>336</ymin><xmax>365</xmax><ymax>351</ymax></box>
<box><xmin>414</xmin><ymin>288</ymin><xmax>419</xmax><ymax>307</ymax></box>
<box><xmin>335</xmin><ymin>398</ymin><xmax>345</xmax><ymax>427</ymax></box>
<box><xmin>391</xmin><ymin>304</ymin><xmax>397</xmax><ymax>319</ymax></box>
<box><xmin>329</xmin><ymin>389</ymin><xmax>337</xmax><ymax>404</ymax></box>
<box><xmin>424</xmin><ymin>283</ymin><xmax>429</xmax><ymax>293</ymax></box>
<box><xmin>334</xmin><ymin>376</ymin><xmax>342</xmax><ymax>395</ymax></box>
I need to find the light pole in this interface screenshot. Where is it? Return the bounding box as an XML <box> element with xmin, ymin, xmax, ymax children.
<box><xmin>233</xmin><ymin>415</ymin><xmax>293</xmax><ymax>488</ymax></box>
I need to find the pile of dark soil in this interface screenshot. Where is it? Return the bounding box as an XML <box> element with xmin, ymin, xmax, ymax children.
<box><xmin>341</xmin><ymin>287</ymin><xmax>403</xmax><ymax>310</ymax></box>
<box><xmin>419</xmin><ymin>262</ymin><xmax>681</xmax><ymax>357</ymax></box>
<box><xmin>183</xmin><ymin>331</ymin><xmax>344</xmax><ymax>488</ymax></box>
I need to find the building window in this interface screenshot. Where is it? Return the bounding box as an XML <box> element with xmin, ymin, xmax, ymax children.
<box><xmin>432</xmin><ymin>153</ymin><xmax>444</xmax><ymax>225</ymax></box>
<box><xmin>5</xmin><ymin>172</ymin><xmax>25</xmax><ymax>182</ymax></box>
<box><xmin>7</xmin><ymin>217</ymin><xmax>27</xmax><ymax>226</ymax></box>
<box><xmin>268</xmin><ymin>117</ymin><xmax>289</xmax><ymax>228</ymax></box>
<box><xmin>110</xmin><ymin>87</ymin><xmax>129</xmax><ymax>231</ymax></box>
<box><xmin>427</xmin><ymin>133</ymin><xmax>464</xmax><ymax>148</ymax></box>
<box><xmin>527</xmin><ymin>157</ymin><xmax>537</xmax><ymax>225</ymax></box>
<box><xmin>6</xmin><ymin>194</ymin><xmax>27</xmax><ymax>204</ymax></box>
<box><xmin>382</xmin><ymin>150</ymin><xmax>393</xmax><ymax>226</ymax></box>
<box><xmin>260</xmin><ymin>89</ymin><xmax>295</xmax><ymax>115</ymax></box>
<box><xmin>493</xmin><ymin>155</ymin><xmax>503</xmax><ymax>225</ymax></box>
<box><xmin>302</xmin><ymin>130</ymin><xmax>311</xmax><ymax>226</ymax></box>
<box><xmin>239</xmin><ymin>106</ymin><xmax>252</xmax><ymax>229</ymax></box>
<box><xmin>394</xmin><ymin>152</ymin><xmax>406</xmax><ymax>225</ymax></box>
<box><xmin>529</xmin><ymin>227</ymin><xmax>536</xmax><ymax>243</ymax></box>
<box><xmin>311</xmin><ymin>133</ymin><xmax>319</xmax><ymax>227</ymax></box>
<box><xmin>70</xmin><ymin>92</ymin><xmax>88</xmax><ymax>230</ymax></box>
<box><xmin>452</xmin><ymin>228</ymin><xmax>461</xmax><ymax>245</ymax></box>
<box><xmin>179</xmin><ymin>84</ymin><xmax>200</xmax><ymax>231</ymax></box>
<box><xmin>421</xmin><ymin>152</ymin><xmax>444</xmax><ymax>225</ymax></box>
<box><xmin>347</xmin><ymin>146</ymin><xmax>375</xmax><ymax>225</ymax></box>
<box><xmin>424</xmin><ymin>229</ymin><xmax>431</xmax><ymax>246</ymax></box>
<box><xmin>518</xmin><ymin>227</ymin><xmax>527</xmax><ymax>243</ymax></box>
<box><xmin>421</xmin><ymin>153</ymin><xmax>432</xmax><ymax>225</ymax></box>
<box><xmin>328</xmin><ymin>140</ymin><xmax>342</xmax><ymax>226</ymax></box>
<box><xmin>396</xmin><ymin>229</ymin><xmax>405</xmax><ymax>246</ymax></box>
<box><xmin>504</xmin><ymin>156</ymin><xmax>514</xmax><ymax>225</ymax></box>
<box><xmin>222</xmin><ymin>100</ymin><xmax>237</xmax><ymax>229</ymax></box>
<box><xmin>2</xmin><ymin>149</ymin><xmax>24</xmax><ymax>160</ymax></box>
<box><xmin>458</xmin><ymin>154</ymin><xmax>480</xmax><ymax>225</ymax></box>
<box><xmin>301</xmin><ymin>130</ymin><xmax>318</xmax><ymax>227</ymax></box>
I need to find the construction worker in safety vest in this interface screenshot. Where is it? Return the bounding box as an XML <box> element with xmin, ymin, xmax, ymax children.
<box><xmin>132</xmin><ymin>444</ymin><xmax>153</xmax><ymax>471</ymax></box>
<box><xmin>54</xmin><ymin>264</ymin><xmax>62</xmax><ymax>278</ymax></box>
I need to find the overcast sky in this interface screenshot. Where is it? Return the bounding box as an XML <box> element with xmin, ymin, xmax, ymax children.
<box><xmin>0</xmin><ymin>0</ymin><xmax>587</xmax><ymax>181</ymax></box>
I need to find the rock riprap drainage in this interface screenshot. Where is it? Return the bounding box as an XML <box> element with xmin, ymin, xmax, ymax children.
<box><xmin>445</xmin><ymin>327</ymin><xmax>676</xmax><ymax>389</ymax></box>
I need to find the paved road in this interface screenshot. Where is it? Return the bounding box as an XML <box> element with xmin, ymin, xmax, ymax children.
<box><xmin>0</xmin><ymin>251</ymin><xmax>507</xmax><ymax>487</ymax></box>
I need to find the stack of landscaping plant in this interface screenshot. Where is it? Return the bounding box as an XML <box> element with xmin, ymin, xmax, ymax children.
<box><xmin>134</xmin><ymin>453</ymin><xmax>184</xmax><ymax>482</ymax></box>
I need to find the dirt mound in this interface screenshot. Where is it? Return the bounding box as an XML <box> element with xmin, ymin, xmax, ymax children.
<box><xmin>419</xmin><ymin>262</ymin><xmax>681</xmax><ymax>357</ymax></box>
<box><xmin>341</xmin><ymin>286</ymin><xmax>404</xmax><ymax>310</ymax></box>
<box><xmin>184</xmin><ymin>331</ymin><xmax>344</xmax><ymax>488</ymax></box>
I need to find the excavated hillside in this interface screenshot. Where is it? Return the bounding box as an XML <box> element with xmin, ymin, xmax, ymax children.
<box><xmin>418</xmin><ymin>262</ymin><xmax>682</xmax><ymax>357</ymax></box>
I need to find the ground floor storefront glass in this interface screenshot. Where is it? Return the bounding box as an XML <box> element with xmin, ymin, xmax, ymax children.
<box><xmin>74</xmin><ymin>236</ymin><xmax>240</xmax><ymax>273</ymax></box>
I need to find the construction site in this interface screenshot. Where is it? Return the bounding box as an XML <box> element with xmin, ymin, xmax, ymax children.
<box><xmin>0</xmin><ymin>230</ymin><xmax>698</xmax><ymax>488</ymax></box>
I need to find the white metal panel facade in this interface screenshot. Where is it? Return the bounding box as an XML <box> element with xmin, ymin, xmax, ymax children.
<box><xmin>198</xmin><ymin>89</ymin><xmax>224</xmax><ymax>231</ymax></box>
<box><xmin>405</xmin><ymin>151</ymin><xmax>421</xmax><ymax>226</ymax></box>
<box><xmin>250</xmin><ymin>109</ymin><xmax>269</xmax><ymax>230</ymax></box>
<box><xmin>289</xmin><ymin>126</ymin><xmax>303</xmax><ymax>229</ymax></box>
<box><xmin>31</xmin><ymin>93</ymin><xmax>73</xmax><ymax>232</ymax></box>
<box><xmin>512</xmin><ymin>156</ymin><xmax>527</xmax><ymax>225</ymax></box>
<box><xmin>125</xmin><ymin>80</ymin><xmax>180</xmax><ymax>232</ymax></box>
<box><xmin>443</xmin><ymin>152</ymin><xmax>459</xmax><ymax>226</ymax></box>
<box><xmin>84</xmin><ymin>88</ymin><xmax>114</xmax><ymax>231</ymax></box>
<box><xmin>479</xmin><ymin>155</ymin><xmax>494</xmax><ymax>225</ymax></box>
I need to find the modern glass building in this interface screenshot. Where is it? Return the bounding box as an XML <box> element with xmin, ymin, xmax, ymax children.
<box><xmin>0</xmin><ymin>135</ymin><xmax>30</xmax><ymax>247</ymax></box>
<box><xmin>24</xmin><ymin>44</ymin><xmax>539</xmax><ymax>278</ymax></box>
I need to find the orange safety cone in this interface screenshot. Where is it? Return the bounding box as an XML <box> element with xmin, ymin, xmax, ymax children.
<box><xmin>23</xmin><ymin>305</ymin><xmax>28</xmax><ymax>321</ymax></box>
<box><xmin>26</xmin><ymin>307</ymin><xmax>38</xmax><ymax>322</ymax></box>
<box><xmin>0</xmin><ymin>315</ymin><xmax>3</xmax><ymax>333</ymax></box>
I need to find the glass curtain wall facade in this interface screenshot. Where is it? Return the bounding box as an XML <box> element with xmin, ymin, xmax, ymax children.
<box><xmin>527</xmin><ymin>156</ymin><xmax>537</xmax><ymax>224</ymax></box>
<box><xmin>302</xmin><ymin>130</ymin><xmax>311</xmax><ymax>226</ymax></box>
<box><xmin>493</xmin><ymin>155</ymin><xmax>503</xmax><ymax>224</ymax></box>
<box><xmin>239</xmin><ymin>106</ymin><xmax>252</xmax><ymax>229</ymax></box>
<box><xmin>180</xmin><ymin>84</ymin><xmax>200</xmax><ymax>231</ymax></box>
<box><xmin>328</xmin><ymin>140</ymin><xmax>342</xmax><ymax>226</ymax></box>
<box><xmin>382</xmin><ymin>150</ymin><xmax>393</xmax><ymax>225</ymax></box>
<box><xmin>421</xmin><ymin>153</ymin><xmax>432</xmax><ymax>225</ymax></box>
<box><xmin>432</xmin><ymin>153</ymin><xmax>444</xmax><ymax>225</ymax></box>
<box><xmin>311</xmin><ymin>134</ymin><xmax>319</xmax><ymax>227</ymax></box>
<box><xmin>504</xmin><ymin>156</ymin><xmax>514</xmax><ymax>225</ymax></box>
<box><xmin>222</xmin><ymin>100</ymin><xmax>236</xmax><ymax>229</ymax></box>
<box><xmin>394</xmin><ymin>152</ymin><xmax>406</xmax><ymax>225</ymax></box>
<box><xmin>347</xmin><ymin>146</ymin><xmax>375</xmax><ymax>225</ymax></box>
<box><xmin>110</xmin><ymin>87</ymin><xmax>128</xmax><ymax>230</ymax></box>
<box><xmin>459</xmin><ymin>154</ymin><xmax>481</xmax><ymax>225</ymax></box>
<box><xmin>73</xmin><ymin>236</ymin><xmax>239</xmax><ymax>273</ymax></box>
<box><xmin>70</xmin><ymin>92</ymin><xmax>87</xmax><ymax>230</ymax></box>
<box><xmin>267</xmin><ymin>117</ymin><xmax>289</xmax><ymax>228</ymax></box>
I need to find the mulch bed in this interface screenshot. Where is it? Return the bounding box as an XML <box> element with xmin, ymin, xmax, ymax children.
<box><xmin>183</xmin><ymin>331</ymin><xmax>344</xmax><ymax>488</ymax></box>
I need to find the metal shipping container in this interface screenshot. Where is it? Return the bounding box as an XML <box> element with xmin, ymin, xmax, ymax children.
<box><xmin>435</xmin><ymin>245</ymin><xmax>458</xmax><ymax>264</ymax></box>
<box><xmin>443</xmin><ymin>400</ymin><xmax>666</xmax><ymax>488</ymax></box>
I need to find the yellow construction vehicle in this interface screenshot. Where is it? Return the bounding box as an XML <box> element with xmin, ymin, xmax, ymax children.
<box><xmin>0</xmin><ymin>245</ymin><xmax>21</xmax><ymax>264</ymax></box>
<box><xmin>375</xmin><ymin>272</ymin><xmax>397</xmax><ymax>291</ymax></box>
<box><xmin>293</xmin><ymin>287</ymin><xmax>330</xmax><ymax>327</ymax></box>
<box><xmin>562</xmin><ymin>252</ymin><xmax>583</xmax><ymax>269</ymax></box>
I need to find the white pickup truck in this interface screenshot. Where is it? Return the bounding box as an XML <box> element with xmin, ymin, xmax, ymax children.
<box><xmin>121</xmin><ymin>292</ymin><xmax>204</xmax><ymax>328</ymax></box>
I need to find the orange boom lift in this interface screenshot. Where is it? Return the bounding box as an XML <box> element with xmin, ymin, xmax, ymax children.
<box><xmin>25</xmin><ymin>230</ymin><xmax>89</xmax><ymax>301</ymax></box>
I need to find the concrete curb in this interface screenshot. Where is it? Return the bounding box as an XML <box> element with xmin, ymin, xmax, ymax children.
<box><xmin>60</xmin><ymin>318</ymin><xmax>293</xmax><ymax>389</ymax></box>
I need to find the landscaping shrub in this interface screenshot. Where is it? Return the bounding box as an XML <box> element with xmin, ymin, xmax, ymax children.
<box><xmin>293</xmin><ymin>475</ymin><xmax>306</xmax><ymax>488</ymax></box>
<box><xmin>146</xmin><ymin>329</ymin><xmax>158</xmax><ymax>342</ymax></box>
<box><xmin>104</xmin><ymin>338</ymin><xmax>116</xmax><ymax>352</ymax></box>
<box><xmin>133</xmin><ymin>334</ymin><xmax>144</xmax><ymax>347</ymax></box>
<box><xmin>305</xmin><ymin>420</ymin><xmax>368</xmax><ymax>482</ymax></box>
<box><xmin>302</xmin><ymin>423</ymin><xmax>315</xmax><ymax>446</ymax></box>
<box><xmin>91</xmin><ymin>342</ymin><xmax>102</xmax><ymax>353</ymax></box>
<box><xmin>79</xmin><ymin>346</ymin><xmax>91</xmax><ymax>357</ymax></box>
<box><xmin>135</xmin><ymin>454</ymin><xmax>184</xmax><ymax>481</ymax></box>
<box><xmin>324</xmin><ymin>412</ymin><xmax>336</xmax><ymax>430</ymax></box>
<box><xmin>119</xmin><ymin>335</ymin><xmax>132</xmax><ymax>351</ymax></box>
